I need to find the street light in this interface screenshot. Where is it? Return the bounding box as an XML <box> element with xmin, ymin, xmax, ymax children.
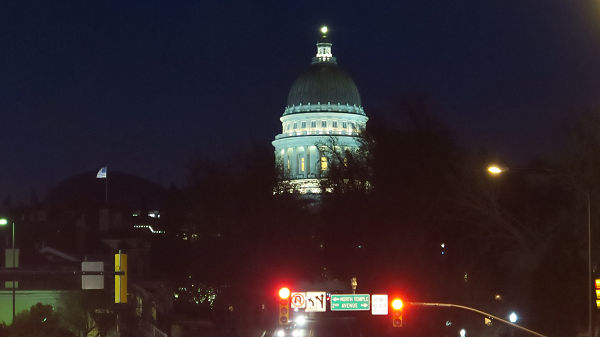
<box><xmin>0</xmin><ymin>217</ymin><xmax>15</xmax><ymax>322</ymax></box>
<box><xmin>508</xmin><ymin>312</ymin><xmax>518</xmax><ymax>337</ymax></box>
<box><xmin>487</xmin><ymin>164</ymin><xmax>507</xmax><ymax>175</ymax></box>
<box><xmin>486</xmin><ymin>165</ymin><xmax>593</xmax><ymax>337</ymax></box>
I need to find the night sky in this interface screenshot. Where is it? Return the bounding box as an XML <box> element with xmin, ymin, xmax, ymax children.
<box><xmin>2</xmin><ymin>0</ymin><xmax>600</xmax><ymax>201</ymax></box>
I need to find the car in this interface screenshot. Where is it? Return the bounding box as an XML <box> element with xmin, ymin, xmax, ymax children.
<box><xmin>269</xmin><ymin>315</ymin><xmax>375</xmax><ymax>337</ymax></box>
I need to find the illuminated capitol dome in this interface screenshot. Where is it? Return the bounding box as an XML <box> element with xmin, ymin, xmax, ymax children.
<box><xmin>272</xmin><ymin>26</ymin><xmax>369</xmax><ymax>193</ymax></box>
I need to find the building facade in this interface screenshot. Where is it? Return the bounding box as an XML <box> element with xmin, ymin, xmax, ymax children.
<box><xmin>272</xmin><ymin>26</ymin><xmax>369</xmax><ymax>193</ymax></box>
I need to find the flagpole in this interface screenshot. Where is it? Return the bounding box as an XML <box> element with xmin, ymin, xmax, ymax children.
<box><xmin>105</xmin><ymin>166</ymin><xmax>108</xmax><ymax>205</ymax></box>
<box><xmin>97</xmin><ymin>166</ymin><xmax>108</xmax><ymax>204</ymax></box>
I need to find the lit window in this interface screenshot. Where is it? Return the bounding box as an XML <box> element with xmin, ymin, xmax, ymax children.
<box><xmin>344</xmin><ymin>158</ymin><xmax>348</xmax><ymax>167</ymax></box>
<box><xmin>342</xmin><ymin>122</ymin><xmax>347</xmax><ymax>128</ymax></box>
<box><xmin>321</xmin><ymin>157</ymin><xmax>328</xmax><ymax>171</ymax></box>
<box><xmin>321</xmin><ymin>121</ymin><xmax>327</xmax><ymax>128</ymax></box>
<box><xmin>311</xmin><ymin>121</ymin><xmax>317</xmax><ymax>128</ymax></box>
<box><xmin>301</xmin><ymin>157</ymin><xmax>305</xmax><ymax>171</ymax></box>
<box><xmin>332</xmin><ymin>121</ymin><xmax>338</xmax><ymax>128</ymax></box>
<box><xmin>287</xmin><ymin>159</ymin><xmax>290</xmax><ymax>170</ymax></box>
<box><xmin>301</xmin><ymin>122</ymin><xmax>306</xmax><ymax>129</ymax></box>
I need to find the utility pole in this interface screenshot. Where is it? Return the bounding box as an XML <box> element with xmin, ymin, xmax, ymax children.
<box><xmin>587</xmin><ymin>192</ymin><xmax>592</xmax><ymax>337</ymax></box>
<box><xmin>11</xmin><ymin>220</ymin><xmax>15</xmax><ymax>322</ymax></box>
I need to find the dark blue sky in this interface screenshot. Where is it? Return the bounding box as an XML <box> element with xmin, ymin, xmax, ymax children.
<box><xmin>2</xmin><ymin>0</ymin><xmax>600</xmax><ymax>201</ymax></box>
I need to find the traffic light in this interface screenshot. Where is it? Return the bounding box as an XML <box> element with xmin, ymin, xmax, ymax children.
<box><xmin>595</xmin><ymin>279</ymin><xmax>600</xmax><ymax>309</ymax></box>
<box><xmin>279</xmin><ymin>287</ymin><xmax>290</xmax><ymax>325</ymax></box>
<box><xmin>391</xmin><ymin>298</ymin><xmax>403</xmax><ymax>327</ymax></box>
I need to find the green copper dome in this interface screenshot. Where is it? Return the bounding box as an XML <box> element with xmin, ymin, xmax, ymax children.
<box><xmin>286</xmin><ymin>62</ymin><xmax>362</xmax><ymax>107</ymax></box>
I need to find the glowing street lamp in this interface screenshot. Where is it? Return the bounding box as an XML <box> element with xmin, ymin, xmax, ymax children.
<box><xmin>487</xmin><ymin>164</ymin><xmax>506</xmax><ymax>175</ymax></box>
<box><xmin>509</xmin><ymin>312</ymin><xmax>518</xmax><ymax>323</ymax></box>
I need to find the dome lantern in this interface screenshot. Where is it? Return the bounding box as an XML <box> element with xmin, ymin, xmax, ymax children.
<box><xmin>313</xmin><ymin>25</ymin><xmax>335</xmax><ymax>64</ymax></box>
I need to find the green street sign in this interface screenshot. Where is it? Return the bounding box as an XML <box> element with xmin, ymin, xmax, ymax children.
<box><xmin>330</xmin><ymin>294</ymin><xmax>370</xmax><ymax>311</ymax></box>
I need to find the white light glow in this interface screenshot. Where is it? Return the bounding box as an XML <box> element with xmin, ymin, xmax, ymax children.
<box><xmin>276</xmin><ymin>330</ymin><xmax>285</xmax><ymax>337</ymax></box>
<box><xmin>509</xmin><ymin>312</ymin><xmax>518</xmax><ymax>323</ymax></box>
<box><xmin>295</xmin><ymin>315</ymin><xmax>306</xmax><ymax>326</ymax></box>
<box><xmin>320</xmin><ymin>26</ymin><xmax>328</xmax><ymax>34</ymax></box>
<box><xmin>487</xmin><ymin>165</ymin><xmax>505</xmax><ymax>175</ymax></box>
<box><xmin>132</xmin><ymin>225</ymin><xmax>165</xmax><ymax>234</ymax></box>
<box><xmin>459</xmin><ymin>329</ymin><xmax>466</xmax><ymax>337</ymax></box>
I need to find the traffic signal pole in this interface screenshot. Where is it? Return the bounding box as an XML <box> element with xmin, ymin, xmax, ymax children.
<box><xmin>408</xmin><ymin>302</ymin><xmax>548</xmax><ymax>337</ymax></box>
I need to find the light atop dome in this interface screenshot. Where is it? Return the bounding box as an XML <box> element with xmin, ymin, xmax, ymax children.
<box><xmin>315</xmin><ymin>25</ymin><xmax>334</xmax><ymax>63</ymax></box>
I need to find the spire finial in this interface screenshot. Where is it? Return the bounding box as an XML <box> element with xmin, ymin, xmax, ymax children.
<box><xmin>313</xmin><ymin>25</ymin><xmax>336</xmax><ymax>64</ymax></box>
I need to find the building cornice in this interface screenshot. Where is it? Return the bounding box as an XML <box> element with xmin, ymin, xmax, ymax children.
<box><xmin>283</xmin><ymin>103</ymin><xmax>365</xmax><ymax>116</ymax></box>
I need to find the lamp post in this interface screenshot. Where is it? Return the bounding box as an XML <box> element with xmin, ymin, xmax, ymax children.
<box><xmin>0</xmin><ymin>218</ymin><xmax>15</xmax><ymax>322</ymax></box>
<box><xmin>486</xmin><ymin>164</ymin><xmax>593</xmax><ymax>337</ymax></box>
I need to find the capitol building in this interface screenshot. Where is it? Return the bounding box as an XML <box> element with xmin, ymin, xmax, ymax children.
<box><xmin>272</xmin><ymin>26</ymin><xmax>369</xmax><ymax>193</ymax></box>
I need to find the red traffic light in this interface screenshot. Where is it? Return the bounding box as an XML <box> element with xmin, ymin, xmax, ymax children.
<box><xmin>391</xmin><ymin>298</ymin><xmax>403</xmax><ymax>327</ymax></box>
<box><xmin>279</xmin><ymin>287</ymin><xmax>291</xmax><ymax>299</ymax></box>
<box><xmin>391</xmin><ymin>298</ymin><xmax>403</xmax><ymax>310</ymax></box>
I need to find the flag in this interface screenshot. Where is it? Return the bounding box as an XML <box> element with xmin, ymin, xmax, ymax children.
<box><xmin>96</xmin><ymin>166</ymin><xmax>107</xmax><ymax>179</ymax></box>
